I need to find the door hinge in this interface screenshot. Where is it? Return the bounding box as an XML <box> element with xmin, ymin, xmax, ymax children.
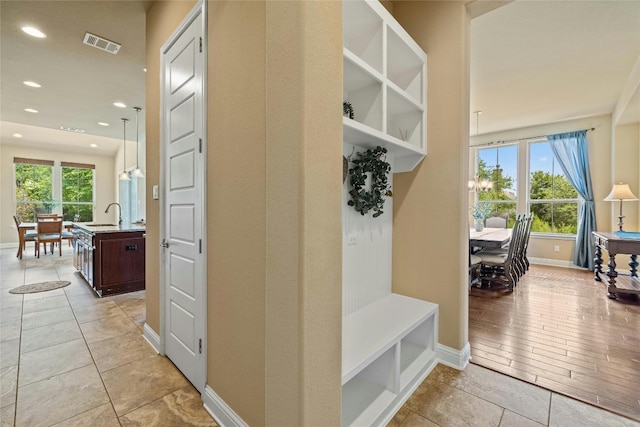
<box><xmin>199</xmin><ymin>338</ymin><xmax>202</xmax><ymax>354</ymax></box>
<box><xmin>199</xmin><ymin>37</ymin><xmax>203</xmax><ymax>53</ymax></box>
<box><xmin>199</xmin><ymin>138</ymin><xmax>202</xmax><ymax>153</ymax></box>
<box><xmin>199</xmin><ymin>239</ymin><xmax>202</xmax><ymax>254</ymax></box>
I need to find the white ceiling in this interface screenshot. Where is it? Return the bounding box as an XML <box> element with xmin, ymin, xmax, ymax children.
<box><xmin>1</xmin><ymin>1</ymin><xmax>638</xmax><ymax>152</ymax></box>
<box><xmin>0</xmin><ymin>0</ymin><xmax>148</xmax><ymax>156</ymax></box>
<box><xmin>471</xmin><ymin>0</ymin><xmax>640</xmax><ymax>135</ymax></box>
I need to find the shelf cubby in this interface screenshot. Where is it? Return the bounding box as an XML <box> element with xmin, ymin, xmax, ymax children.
<box><xmin>387</xmin><ymin>87</ymin><xmax>424</xmax><ymax>149</ymax></box>
<box><xmin>400</xmin><ymin>315</ymin><xmax>436</xmax><ymax>389</ymax></box>
<box><xmin>343</xmin><ymin>0</ymin><xmax>384</xmax><ymax>74</ymax></box>
<box><xmin>344</xmin><ymin>55</ymin><xmax>383</xmax><ymax>132</ymax></box>
<box><xmin>387</xmin><ymin>27</ymin><xmax>424</xmax><ymax>104</ymax></box>
<box><xmin>341</xmin><ymin>346</ymin><xmax>396</xmax><ymax>427</ymax></box>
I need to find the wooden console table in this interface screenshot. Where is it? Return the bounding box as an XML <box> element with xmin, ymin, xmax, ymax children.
<box><xmin>592</xmin><ymin>231</ymin><xmax>640</xmax><ymax>299</ymax></box>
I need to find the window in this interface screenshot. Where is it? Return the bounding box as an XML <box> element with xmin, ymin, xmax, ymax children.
<box><xmin>472</xmin><ymin>138</ymin><xmax>580</xmax><ymax>235</ymax></box>
<box><xmin>61</xmin><ymin>162</ymin><xmax>95</xmax><ymax>222</ymax></box>
<box><xmin>14</xmin><ymin>158</ymin><xmax>53</xmax><ymax>222</ymax></box>
<box><xmin>14</xmin><ymin>158</ymin><xmax>95</xmax><ymax>222</ymax></box>
<box><xmin>529</xmin><ymin>142</ymin><xmax>578</xmax><ymax>234</ymax></box>
<box><xmin>475</xmin><ymin>145</ymin><xmax>518</xmax><ymax>226</ymax></box>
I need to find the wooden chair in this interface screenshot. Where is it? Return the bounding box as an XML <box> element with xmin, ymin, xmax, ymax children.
<box><xmin>476</xmin><ymin>214</ymin><xmax>524</xmax><ymax>291</ymax></box>
<box><xmin>13</xmin><ymin>215</ymin><xmax>37</xmax><ymax>258</ymax></box>
<box><xmin>35</xmin><ymin>216</ymin><xmax>63</xmax><ymax>258</ymax></box>
<box><xmin>479</xmin><ymin>213</ymin><xmax>532</xmax><ymax>279</ymax></box>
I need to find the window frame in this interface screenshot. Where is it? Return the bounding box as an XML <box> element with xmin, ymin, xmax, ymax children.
<box><xmin>60</xmin><ymin>162</ymin><xmax>96</xmax><ymax>222</ymax></box>
<box><xmin>14</xmin><ymin>158</ymin><xmax>95</xmax><ymax>222</ymax></box>
<box><xmin>527</xmin><ymin>141</ymin><xmax>579</xmax><ymax>236</ymax></box>
<box><xmin>14</xmin><ymin>158</ymin><xmax>54</xmax><ymax>222</ymax></box>
<box><xmin>471</xmin><ymin>138</ymin><xmax>581</xmax><ymax>237</ymax></box>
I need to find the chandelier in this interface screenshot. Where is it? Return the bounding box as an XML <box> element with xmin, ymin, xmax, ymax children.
<box><xmin>468</xmin><ymin>176</ymin><xmax>493</xmax><ymax>192</ymax></box>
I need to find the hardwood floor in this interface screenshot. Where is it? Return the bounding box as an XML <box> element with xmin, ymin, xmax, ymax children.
<box><xmin>469</xmin><ymin>264</ymin><xmax>640</xmax><ymax>422</ymax></box>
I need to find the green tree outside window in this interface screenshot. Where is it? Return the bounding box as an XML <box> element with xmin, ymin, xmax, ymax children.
<box><xmin>15</xmin><ymin>163</ymin><xmax>53</xmax><ymax>222</ymax></box>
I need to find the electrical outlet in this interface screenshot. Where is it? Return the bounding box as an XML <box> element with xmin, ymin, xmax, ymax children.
<box><xmin>347</xmin><ymin>233</ymin><xmax>357</xmax><ymax>245</ymax></box>
<box><xmin>554</xmin><ymin>245</ymin><xmax>560</xmax><ymax>252</ymax></box>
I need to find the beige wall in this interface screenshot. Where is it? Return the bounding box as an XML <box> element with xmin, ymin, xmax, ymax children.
<box><xmin>391</xmin><ymin>1</ymin><xmax>471</xmax><ymax>350</ymax></box>
<box><xmin>147</xmin><ymin>1</ymin><xmax>341</xmax><ymax>425</ymax></box>
<box><xmin>470</xmin><ymin>115</ymin><xmax>614</xmax><ymax>263</ymax></box>
<box><xmin>207</xmin><ymin>1</ymin><xmax>267</xmax><ymax>424</ymax></box>
<box><xmin>0</xmin><ymin>143</ymin><xmax>115</xmax><ymax>244</ymax></box>
<box><xmin>264</xmin><ymin>2</ymin><xmax>342</xmax><ymax>424</ymax></box>
<box><xmin>612</xmin><ymin>122</ymin><xmax>640</xmax><ymax>231</ymax></box>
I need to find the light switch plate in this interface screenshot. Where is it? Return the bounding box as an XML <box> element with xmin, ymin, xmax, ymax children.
<box><xmin>347</xmin><ymin>233</ymin><xmax>357</xmax><ymax>245</ymax></box>
<box><xmin>152</xmin><ymin>185</ymin><xmax>159</xmax><ymax>200</ymax></box>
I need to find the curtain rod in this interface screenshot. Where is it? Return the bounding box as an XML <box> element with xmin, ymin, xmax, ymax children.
<box><xmin>470</xmin><ymin>127</ymin><xmax>595</xmax><ymax>148</ymax></box>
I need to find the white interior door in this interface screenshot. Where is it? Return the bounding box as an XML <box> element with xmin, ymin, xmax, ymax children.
<box><xmin>161</xmin><ymin>8</ymin><xmax>205</xmax><ymax>393</ymax></box>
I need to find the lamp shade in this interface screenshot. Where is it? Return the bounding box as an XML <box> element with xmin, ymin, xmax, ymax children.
<box><xmin>604</xmin><ymin>183</ymin><xmax>638</xmax><ymax>201</ymax></box>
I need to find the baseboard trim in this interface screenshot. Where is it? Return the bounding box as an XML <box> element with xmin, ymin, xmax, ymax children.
<box><xmin>437</xmin><ymin>342</ymin><xmax>471</xmax><ymax>370</ymax></box>
<box><xmin>0</xmin><ymin>242</ymin><xmax>19</xmax><ymax>249</ymax></box>
<box><xmin>528</xmin><ymin>257</ymin><xmax>589</xmax><ymax>270</ymax></box>
<box><xmin>142</xmin><ymin>323</ymin><xmax>161</xmax><ymax>354</ymax></box>
<box><xmin>202</xmin><ymin>385</ymin><xmax>248</xmax><ymax>427</ymax></box>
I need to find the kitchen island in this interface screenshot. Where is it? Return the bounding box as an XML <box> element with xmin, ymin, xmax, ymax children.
<box><xmin>73</xmin><ymin>222</ymin><xmax>146</xmax><ymax>296</ymax></box>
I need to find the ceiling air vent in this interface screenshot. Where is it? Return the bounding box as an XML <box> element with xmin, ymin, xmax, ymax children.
<box><xmin>60</xmin><ymin>126</ymin><xmax>85</xmax><ymax>133</ymax></box>
<box><xmin>82</xmin><ymin>32</ymin><xmax>121</xmax><ymax>55</ymax></box>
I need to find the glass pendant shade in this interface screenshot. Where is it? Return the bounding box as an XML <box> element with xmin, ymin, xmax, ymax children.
<box><xmin>119</xmin><ymin>118</ymin><xmax>130</xmax><ymax>181</ymax></box>
<box><xmin>132</xmin><ymin>106</ymin><xmax>145</xmax><ymax>178</ymax></box>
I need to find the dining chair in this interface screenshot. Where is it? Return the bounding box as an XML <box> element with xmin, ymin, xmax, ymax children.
<box><xmin>13</xmin><ymin>215</ymin><xmax>37</xmax><ymax>258</ymax></box>
<box><xmin>476</xmin><ymin>214</ymin><xmax>524</xmax><ymax>291</ymax></box>
<box><xmin>485</xmin><ymin>216</ymin><xmax>507</xmax><ymax>228</ymax></box>
<box><xmin>479</xmin><ymin>213</ymin><xmax>532</xmax><ymax>279</ymax></box>
<box><xmin>35</xmin><ymin>216</ymin><xmax>63</xmax><ymax>258</ymax></box>
<box><xmin>62</xmin><ymin>226</ymin><xmax>73</xmax><ymax>247</ymax></box>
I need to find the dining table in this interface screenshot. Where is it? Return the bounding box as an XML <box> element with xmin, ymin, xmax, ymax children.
<box><xmin>470</xmin><ymin>227</ymin><xmax>511</xmax><ymax>251</ymax></box>
<box><xmin>17</xmin><ymin>221</ymin><xmax>73</xmax><ymax>259</ymax></box>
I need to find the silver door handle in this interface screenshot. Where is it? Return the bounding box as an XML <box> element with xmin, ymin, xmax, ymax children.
<box><xmin>160</xmin><ymin>239</ymin><xmax>169</xmax><ymax>248</ymax></box>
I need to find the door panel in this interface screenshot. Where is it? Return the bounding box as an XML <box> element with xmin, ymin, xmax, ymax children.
<box><xmin>162</xmin><ymin>9</ymin><xmax>204</xmax><ymax>393</ymax></box>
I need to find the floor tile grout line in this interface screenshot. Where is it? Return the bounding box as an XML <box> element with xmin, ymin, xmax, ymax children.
<box><xmin>64</xmin><ymin>284</ymin><xmax>124</xmax><ymax>427</ymax></box>
<box><xmin>12</xmin><ymin>291</ymin><xmax>24</xmax><ymax>427</ymax></box>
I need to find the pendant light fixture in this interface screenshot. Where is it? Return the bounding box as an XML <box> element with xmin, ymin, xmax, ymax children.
<box><xmin>131</xmin><ymin>107</ymin><xmax>145</xmax><ymax>178</ymax></box>
<box><xmin>118</xmin><ymin>118</ymin><xmax>130</xmax><ymax>181</ymax></box>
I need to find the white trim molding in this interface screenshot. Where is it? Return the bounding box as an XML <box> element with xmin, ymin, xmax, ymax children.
<box><xmin>142</xmin><ymin>323</ymin><xmax>161</xmax><ymax>354</ymax></box>
<box><xmin>528</xmin><ymin>257</ymin><xmax>589</xmax><ymax>270</ymax></box>
<box><xmin>202</xmin><ymin>385</ymin><xmax>248</xmax><ymax>427</ymax></box>
<box><xmin>437</xmin><ymin>342</ymin><xmax>471</xmax><ymax>370</ymax></box>
<box><xmin>0</xmin><ymin>243</ymin><xmax>19</xmax><ymax>250</ymax></box>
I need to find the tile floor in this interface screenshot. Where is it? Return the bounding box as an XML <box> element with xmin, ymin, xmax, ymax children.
<box><xmin>0</xmin><ymin>245</ymin><xmax>217</xmax><ymax>427</ymax></box>
<box><xmin>1</xmin><ymin>245</ymin><xmax>638</xmax><ymax>426</ymax></box>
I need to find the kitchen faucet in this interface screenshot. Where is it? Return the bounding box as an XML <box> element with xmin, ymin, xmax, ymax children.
<box><xmin>105</xmin><ymin>203</ymin><xmax>123</xmax><ymax>226</ymax></box>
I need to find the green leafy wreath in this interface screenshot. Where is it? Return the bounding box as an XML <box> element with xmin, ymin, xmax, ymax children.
<box><xmin>347</xmin><ymin>146</ymin><xmax>393</xmax><ymax>218</ymax></box>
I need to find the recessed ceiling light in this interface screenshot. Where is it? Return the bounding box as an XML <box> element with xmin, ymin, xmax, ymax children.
<box><xmin>90</xmin><ymin>143</ymin><xmax>98</xmax><ymax>148</ymax></box>
<box><xmin>143</xmin><ymin>68</ymin><xmax>147</xmax><ymax>72</ymax></box>
<box><xmin>98</xmin><ymin>122</ymin><xmax>110</xmax><ymax>127</ymax></box>
<box><xmin>21</xmin><ymin>26</ymin><xmax>46</xmax><ymax>38</ymax></box>
<box><xmin>24</xmin><ymin>108</ymin><xmax>39</xmax><ymax>113</ymax></box>
<box><xmin>23</xmin><ymin>81</ymin><xmax>41</xmax><ymax>88</ymax></box>
<box><xmin>13</xmin><ymin>133</ymin><xmax>23</xmax><ymax>138</ymax></box>
<box><xmin>113</xmin><ymin>102</ymin><xmax>126</xmax><ymax>108</ymax></box>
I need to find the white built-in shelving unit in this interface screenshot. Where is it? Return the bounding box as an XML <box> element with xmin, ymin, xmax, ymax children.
<box><xmin>342</xmin><ymin>0</ymin><xmax>426</xmax><ymax>173</ymax></box>
<box><xmin>342</xmin><ymin>1</ymin><xmax>437</xmax><ymax>426</ymax></box>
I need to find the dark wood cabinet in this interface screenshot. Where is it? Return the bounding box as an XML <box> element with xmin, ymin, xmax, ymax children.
<box><xmin>73</xmin><ymin>225</ymin><xmax>145</xmax><ymax>296</ymax></box>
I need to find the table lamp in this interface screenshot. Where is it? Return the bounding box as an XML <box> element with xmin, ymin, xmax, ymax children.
<box><xmin>604</xmin><ymin>182</ymin><xmax>638</xmax><ymax>231</ymax></box>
